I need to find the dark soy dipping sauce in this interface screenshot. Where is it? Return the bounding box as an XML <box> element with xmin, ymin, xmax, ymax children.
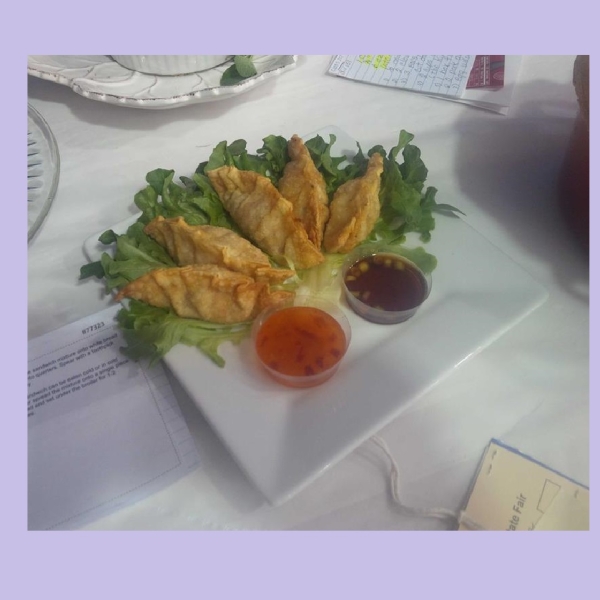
<box><xmin>344</xmin><ymin>253</ymin><xmax>427</xmax><ymax>312</ymax></box>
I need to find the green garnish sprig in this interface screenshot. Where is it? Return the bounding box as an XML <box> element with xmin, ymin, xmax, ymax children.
<box><xmin>220</xmin><ymin>56</ymin><xmax>257</xmax><ymax>86</ymax></box>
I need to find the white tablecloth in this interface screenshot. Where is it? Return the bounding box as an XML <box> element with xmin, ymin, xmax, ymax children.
<box><xmin>27</xmin><ymin>55</ymin><xmax>588</xmax><ymax>530</ymax></box>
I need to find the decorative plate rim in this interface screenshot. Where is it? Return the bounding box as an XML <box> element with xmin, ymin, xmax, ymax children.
<box><xmin>27</xmin><ymin>55</ymin><xmax>299</xmax><ymax>109</ymax></box>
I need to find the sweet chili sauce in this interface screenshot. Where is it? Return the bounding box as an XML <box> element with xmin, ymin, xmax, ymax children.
<box><xmin>344</xmin><ymin>253</ymin><xmax>427</xmax><ymax>312</ymax></box>
<box><xmin>254</xmin><ymin>306</ymin><xmax>347</xmax><ymax>378</ymax></box>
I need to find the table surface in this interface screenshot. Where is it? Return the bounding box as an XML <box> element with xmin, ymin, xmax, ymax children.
<box><xmin>27</xmin><ymin>55</ymin><xmax>589</xmax><ymax>530</ymax></box>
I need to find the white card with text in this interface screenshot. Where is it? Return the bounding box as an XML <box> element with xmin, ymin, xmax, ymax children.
<box><xmin>28</xmin><ymin>306</ymin><xmax>201</xmax><ymax>530</ymax></box>
<box><xmin>459</xmin><ymin>439</ymin><xmax>588</xmax><ymax>531</ymax></box>
<box><xmin>328</xmin><ymin>55</ymin><xmax>476</xmax><ymax>98</ymax></box>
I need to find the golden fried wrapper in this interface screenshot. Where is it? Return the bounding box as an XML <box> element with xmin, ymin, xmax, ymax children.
<box><xmin>277</xmin><ymin>134</ymin><xmax>329</xmax><ymax>249</ymax></box>
<box><xmin>207</xmin><ymin>166</ymin><xmax>324</xmax><ymax>270</ymax></box>
<box><xmin>144</xmin><ymin>216</ymin><xmax>294</xmax><ymax>284</ymax></box>
<box><xmin>323</xmin><ymin>153</ymin><xmax>384</xmax><ymax>254</ymax></box>
<box><xmin>115</xmin><ymin>264</ymin><xmax>294</xmax><ymax>324</ymax></box>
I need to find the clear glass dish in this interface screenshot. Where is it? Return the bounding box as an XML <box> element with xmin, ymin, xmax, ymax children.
<box><xmin>28</xmin><ymin>103</ymin><xmax>60</xmax><ymax>241</ymax></box>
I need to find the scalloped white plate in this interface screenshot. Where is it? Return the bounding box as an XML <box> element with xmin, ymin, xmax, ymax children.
<box><xmin>82</xmin><ymin>126</ymin><xmax>548</xmax><ymax>505</ymax></box>
<box><xmin>27</xmin><ymin>55</ymin><xmax>298</xmax><ymax>109</ymax></box>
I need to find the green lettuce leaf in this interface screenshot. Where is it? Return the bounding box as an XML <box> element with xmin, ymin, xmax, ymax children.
<box><xmin>256</xmin><ymin>135</ymin><xmax>289</xmax><ymax>183</ymax></box>
<box><xmin>116</xmin><ymin>300</ymin><xmax>251</xmax><ymax>367</ymax></box>
<box><xmin>79</xmin><ymin>223</ymin><xmax>175</xmax><ymax>287</ymax></box>
<box><xmin>133</xmin><ymin>168</ymin><xmax>235</xmax><ymax>229</ymax></box>
<box><xmin>364</xmin><ymin>130</ymin><xmax>463</xmax><ymax>244</ymax></box>
<box><xmin>304</xmin><ymin>134</ymin><xmax>349</xmax><ymax>195</ymax></box>
<box><xmin>201</xmin><ymin>138</ymin><xmax>274</xmax><ymax>182</ymax></box>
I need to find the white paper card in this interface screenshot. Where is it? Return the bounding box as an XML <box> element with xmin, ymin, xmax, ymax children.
<box><xmin>459</xmin><ymin>439</ymin><xmax>589</xmax><ymax>531</ymax></box>
<box><xmin>27</xmin><ymin>306</ymin><xmax>201</xmax><ymax>530</ymax></box>
<box><xmin>430</xmin><ymin>55</ymin><xmax>522</xmax><ymax>115</ymax></box>
<box><xmin>328</xmin><ymin>55</ymin><xmax>476</xmax><ymax>98</ymax></box>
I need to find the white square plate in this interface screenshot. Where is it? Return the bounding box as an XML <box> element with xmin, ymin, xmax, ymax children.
<box><xmin>83</xmin><ymin>127</ymin><xmax>548</xmax><ymax>505</ymax></box>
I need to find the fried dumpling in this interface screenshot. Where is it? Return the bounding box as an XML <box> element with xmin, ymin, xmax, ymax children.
<box><xmin>115</xmin><ymin>264</ymin><xmax>294</xmax><ymax>324</ymax></box>
<box><xmin>323</xmin><ymin>153</ymin><xmax>384</xmax><ymax>254</ymax></box>
<box><xmin>144</xmin><ymin>216</ymin><xmax>294</xmax><ymax>284</ymax></box>
<box><xmin>207</xmin><ymin>166</ymin><xmax>324</xmax><ymax>270</ymax></box>
<box><xmin>277</xmin><ymin>134</ymin><xmax>329</xmax><ymax>249</ymax></box>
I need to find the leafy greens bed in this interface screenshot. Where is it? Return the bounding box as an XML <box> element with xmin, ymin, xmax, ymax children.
<box><xmin>80</xmin><ymin>131</ymin><xmax>463</xmax><ymax>367</ymax></box>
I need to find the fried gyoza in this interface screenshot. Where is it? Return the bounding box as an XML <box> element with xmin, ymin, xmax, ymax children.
<box><xmin>207</xmin><ymin>166</ymin><xmax>324</xmax><ymax>270</ymax></box>
<box><xmin>115</xmin><ymin>264</ymin><xmax>294</xmax><ymax>324</ymax></box>
<box><xmin>277</xmin><ymin>134</ymin><xmax>329</xmax><ymax>248</ymax></box>
<box><xmin>144</xmin><ymin>216</ymin><xmax>294</xmax><ymax>284</ymax></box>
<box><xmin>323</xmin><ymin>153</ymin><xmax>384</xmax><ymax>254</ymax></box>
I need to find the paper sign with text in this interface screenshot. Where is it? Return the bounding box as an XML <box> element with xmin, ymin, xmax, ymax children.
<box><xmin>28</xmin><ymin>306</ymin><xmax>201</xmax><ymax>530</ymax></box>
<box><xmin>459</xmin><ymin>440</ymin><xmax>588</xmax><ymax>531</ymax></box>
<box><xmin>328</xmin><ymin>55</ymin><xmax>476</xmax><ymax>98</ymax></box>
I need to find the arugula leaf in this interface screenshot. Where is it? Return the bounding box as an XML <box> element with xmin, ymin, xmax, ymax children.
<box><xmin>364</xmin><ymin>130</ymin><xmax>464</xmax><ymax>244</ymax></box>
<box><xmin>146</xmin><ymin>168</ymin><xmax>175</xmax><ymax>195</ymax></box>
<box><xmin>220</xmin><ymin>55</ymin><xmax>257</xmax><ymax>86</ymax></box>
<box><xmin>133</xmin><ymin>185</ymin><xmax>161</xmax><ymax>221</ymax></box>
<box><xmin>201</xmin><ymin>138</ymin><xmax>274</xmax><ymax>182</ymax></box>
<box><xmin>79</xmin><ymin>260</ymin><xmax>105</xmax><ymax>280</ymax></box>
<box><xmin>342</xmin><ymin>143</ymin><xmax>369</xmax><ymax>182</ymax></box>
<box><xmin>116</xmin><ymin>300</ymin><xmax>251</xmax><ymax>367</ymax></box>
<box><xmin>399</xmin><ymin>144</ymin><xmax>427</xmax><ymax>191</ymax></box>
<box><xmin>79</xmin><ymin>220</ymin><xmax>176</xmax><ymax>286</ymax></box>
<box><xmin>304</xmin><ymin>134</ymin><xmax>349</xmax><ymax>195</ymax></box>
<box><xmin>100</xmin><ymin>229</ymin><xmax>176</xmax><ymax>291</ymax></box>
<box><xmin>421</xmin><ymin>185</ymin><xmax>466</xmax><ymax>218</ymax></box>
<box><xmin>134</xmin><ymin>167</ymin><xmax>235</xmax><ymax>229</ymax></box>
<box><xmin>99</xmin><ymin>229</ymin><xmax>118</xmax><ymax>245</ymax></box>
<box><xmin>256</xmin><ymin>135</ymin><xmax>289</xmax><ymax>183</ymax></box>
<box><xmin>204</xmin><ymin>140</ymin><xmax>239</xmax><ymax>171</ymax></box>
<box><xmin>220</xmin><ymin>66</ymin><xmax>246</xmax><ymax>86</ymax></box>
<box><xmin>233</xmin><ymin>55</ymin><xmax>257</xmax><ymax>78</ymax></box>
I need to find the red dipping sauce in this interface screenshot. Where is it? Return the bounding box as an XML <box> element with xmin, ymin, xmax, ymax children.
<box><xmin>253</xmin><ymin>301</ymin><xmax>351</xmax><ymax>388</ymax></box>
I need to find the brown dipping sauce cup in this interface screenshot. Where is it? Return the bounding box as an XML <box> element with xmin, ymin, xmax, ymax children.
<box><xmin>341</xmin><ymin>245</ymin><xmax>432</xmax><ymax>325</ymax></box>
